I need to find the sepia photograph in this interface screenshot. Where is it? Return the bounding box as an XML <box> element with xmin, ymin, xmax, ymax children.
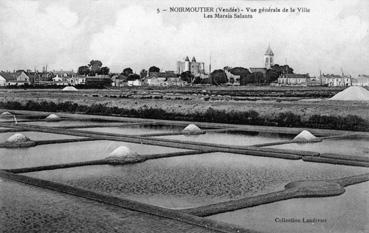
<box><xmin>0</xmin><ymin>0</ymin><xmax>368</xmax><ymax>232</ymax></box>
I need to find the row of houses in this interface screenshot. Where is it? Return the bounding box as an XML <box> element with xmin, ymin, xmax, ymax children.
<box><xmin>0</xmin><ymin>70</ymin><xmax>75</xmax><ymax>86</ymax></box>
<box><xmin>113</xmin><ymin>77</ymin><xmax>187</xmax><ymax>87</ymax></box>
<box><xmin>0</xmin><ymin>71</ymin><xmax>31</xmax><ymax>86</ymax></box>
<box><xmin>2</xmin><ymin>69</ymin><xmax>368</xmax><ymax>88</ymax></box>
<box><xmin>0</xmin><ymin>69</ymin><xmax>189</xmax><ymax>88</ymax></box>
<box><xmin>112</xmin><ymin>71</ymin><xmax>187</xmax><ymax>87</ymax></box>
<box><xmin>277</xmin><ymin>73</ymin><xmax>369</xmax><ymax>87</ymax></box>
<box><xmin>0</xmin><ymin>70</ymin><xmax>114</xmax><ymax>87</ymax></box>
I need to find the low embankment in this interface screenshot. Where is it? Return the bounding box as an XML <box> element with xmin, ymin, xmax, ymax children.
<box><xmin>1</xmin><ymin>100</ymin><xmax>368</xmax><ymax>131</ymax></box>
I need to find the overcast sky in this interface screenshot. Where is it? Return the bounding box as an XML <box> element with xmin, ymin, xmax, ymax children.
<box><xmin>0</xmin><ymin>0</ymin><xmax>368</xmax><ymax>76</ymax></box>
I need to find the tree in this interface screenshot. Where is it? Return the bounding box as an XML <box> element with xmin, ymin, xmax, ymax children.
<box><xmin>140</xmin><ymin>69</ymin><xmax>148</xmax><ymax>78</ymax></box>
<box><xmin>180</xmin><ymin>71</ymin><xmax>194</xmax><ymax>83</ymax></box>
<box><xmin>78</xmin><ymin>60</ymin><xmax>109</xmax><ymax>76</ymax></box>
<box><xmin>229</xmin><ymin>67</ymin><xmax>251</xmax><ymax>77</ymax></box>
<box><xmin>241</xmin><ymin>72</ymin><xmax>265</xmax><ymax>85</ymax></box>
<box><xmin>149</xmin><ymin>66</ymin><xmax>160</xmax><ymax>73</ymax></box>
<box><xmin>89</xmin><ymin>60</ymin><xmax>103</xmax><ymax>73</ymax></box>
<box><xmin>78</xmin><ymin>66</ymin><xmax>89</xmax><ymax>76</ymax></box>
<box><xmin>265</xmin><ymin>69</ymin><xmax>280</xmax><ymax>83</ymax></box>
<box><xmin>99</xmin><ymin>66</ymin><xmax>110</xmax><ymax>75</ymax></box>
<box><xmin>122</xmin><ymin>68</ymin><xmax>133</xmax><ymax>77</ymax></box>
<box><xmin>210</xmin><ymin>69</ymin><xmax>228</xmax><ymax>85</ymax></box>
<box><xmin>266</xmin><ymin>64</ymin><xmax>294</xmax><ymax>83</ymax></box>
<box><xmin>193</xmin><ymin>76</ymin><xmax>210</xmax><ymax>84</ymax></box>
<box><xmin>127</xmin><ymin>74</ymin><xmax>140</xmax><ymax>81</ymax></box>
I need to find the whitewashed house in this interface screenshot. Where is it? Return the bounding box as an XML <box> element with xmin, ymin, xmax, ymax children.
<box><xmin>145</xmin><ymin>77</ymin><xmax>167</xmax><ymax>86</ymax></box>
<box><xmin>0</xmin><ymin>71</ymin><xmax>30</xmax><ymax>86</ymax></box>
<box><xmin>0</xmin><ymin>74</ymin><xmax>7</xmax><ymax>86</ymax></box>
<box><xmin>320</xmin><ymin>74</ymin><xmax>352</xmax><ymax>87</ymax></box>
<box><xmin>127</xmin><ymin>79</ymin><xmax>142</xmax><ymax>86</ymax></box>
<box><xmin>69</xmin><ymin>76</ymin><xmax>86</xmax><ymax>85</ymax></box>
<box><xmin>352</xmin><ymin>75</ymin><xmax>369</xmax><ymax>87</ymax></box>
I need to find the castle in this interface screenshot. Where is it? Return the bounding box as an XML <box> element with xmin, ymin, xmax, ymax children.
<box><xmin>176</xmin><ymin>56</ymin><xmax>205</xmax><ymax>77</ymax></box>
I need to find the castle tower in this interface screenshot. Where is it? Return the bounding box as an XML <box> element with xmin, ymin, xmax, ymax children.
<box><xmin>264</xmin><ymin>45</ymin><xmax>274</xmax><ymax>69</ymax></box>
<box><xmin>184</xmin><ymin>56</ymin><xmax>190</xmax><ymax>72</ymax></box>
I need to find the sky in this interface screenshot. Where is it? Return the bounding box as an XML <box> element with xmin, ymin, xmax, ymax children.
<box><xmin>0</xmin><ymin>0</ymin><xmax>368</xmax><ymax>76</ymax></box>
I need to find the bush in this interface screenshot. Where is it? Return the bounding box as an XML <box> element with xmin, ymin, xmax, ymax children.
<box><xmin>276</xmin><ymin>112</ymin><xmax>302</xmax><ymax>127</ymax></box>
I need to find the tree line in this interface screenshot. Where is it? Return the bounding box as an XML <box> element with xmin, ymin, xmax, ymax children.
<box><xmin>77</xmin><ymin>59</ymin><xmax>294</xmax><ymax>86</ymax></box>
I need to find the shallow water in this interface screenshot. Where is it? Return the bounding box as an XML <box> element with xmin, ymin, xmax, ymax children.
<box><xmin>0</xmin><ymin>140</ymin><xmax>187</xmax><ymax>169</ymax></box>
<box><xmin>0</xmin><ymin>178</ymin><xmax>204</xmax><ymax>233</ymax></box>
<box><xmin>157</xmin><ymin>131</ymin><xmax>293</xmax><ymax>147</ymax></box>
<box><xmin>0</xmin><ymin>131</ymin><xmax>82</xmax><ymax>142</ymax></box>
<box><xmin>267</xmin><ymin>137</ymin><xmax>369</xmax><ymax>157</ymax></box>
<box><xmin>23</xmin><ymin>120</ymin><xmax>112</xmax><ymax>127</ymax></box>
<box><xmin>26</xmin><ymin>152</ymin><xmax>368</xmax><ymax>209</ymax></box>
<box><xmin>75</xmin><ymin>125</ymin><xmax>183</xmax><ymax>135</ymax></box>
<box><xmin>208</xmin><ymin>181</ymin><xmax>369</xmax><ymax>233</ymax></box>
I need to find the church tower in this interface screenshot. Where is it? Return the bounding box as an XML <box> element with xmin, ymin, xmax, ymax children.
<box><xmin>264</xmin><ymin>45</ymin><xmax>274</xmax><ymax>69</ymax></box>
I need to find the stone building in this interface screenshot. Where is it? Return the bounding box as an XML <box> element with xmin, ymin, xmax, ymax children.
<box><xmin>176</xmin><ymin>56</ymin><xmax>205</xmax><ymax>77</ymax></box>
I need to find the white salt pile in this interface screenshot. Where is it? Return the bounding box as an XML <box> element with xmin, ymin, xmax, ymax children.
<box><xmin>293</xmin><ymin>130</ymin><xmax>317</xmax><ymax>142</ymax></box>
<box><xmin>0</xmin><ymin>111</ymin><xmax>13</xmax><ymax>118</ymax></box>
<box><xmin>182</xmin><ymin>124</ymin><xmax>202</xmax><ymax>133</ymax></box>
<box><xmin>105</xmin><ymin>146</ymin><xmax>142</xmax><ymax>163</ymax></box>
<box><xmin>62</xmin><ymin>86</ymin><xmax>78</xmax><ymax>91</ymax></box>
<box><xmin>6</xmin><ymin>133</ymin><xmax>31</xmax><ymax>143</ymax></box>
<box><xmin>109</xmin><ymin>146</ymin><xmax>138</xmax><ymax>157</ymax></box>
<box><xmin>3</xmin><ymin>133</ymin><xmax>36</xmax><ymax>147</ymax></box>
<box><xmin>45</xmin><ymin>113</ymin><xmax>61</xmax><ymax>121</ymax></box>
<box><xmin>330</xmin><ymin>86</ymin><xmax>369</xmax><ymax>101</ymax></box>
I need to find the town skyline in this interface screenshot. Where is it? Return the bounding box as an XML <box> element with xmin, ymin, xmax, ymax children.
<box><xmin>0</xmin><ymin>0</ymin><xmax>368</xmax><ymax>76</ymax></box>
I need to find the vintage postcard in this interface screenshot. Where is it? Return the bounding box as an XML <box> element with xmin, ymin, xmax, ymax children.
<box><xmin>0</xmin><ymin>0</ymin><xmax>368</xmax><ymax>233</ymax></box>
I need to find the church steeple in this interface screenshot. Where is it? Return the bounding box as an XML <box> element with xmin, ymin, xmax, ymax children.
<box><xmin>264</xmin><ymin>45</ymin><xmax>274</xmax><ymax>69</ymax></box>
<box><xmin>265</xmin><ymin>45</ymin><xmax>274</xmax><ymax>56</ymax></box>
